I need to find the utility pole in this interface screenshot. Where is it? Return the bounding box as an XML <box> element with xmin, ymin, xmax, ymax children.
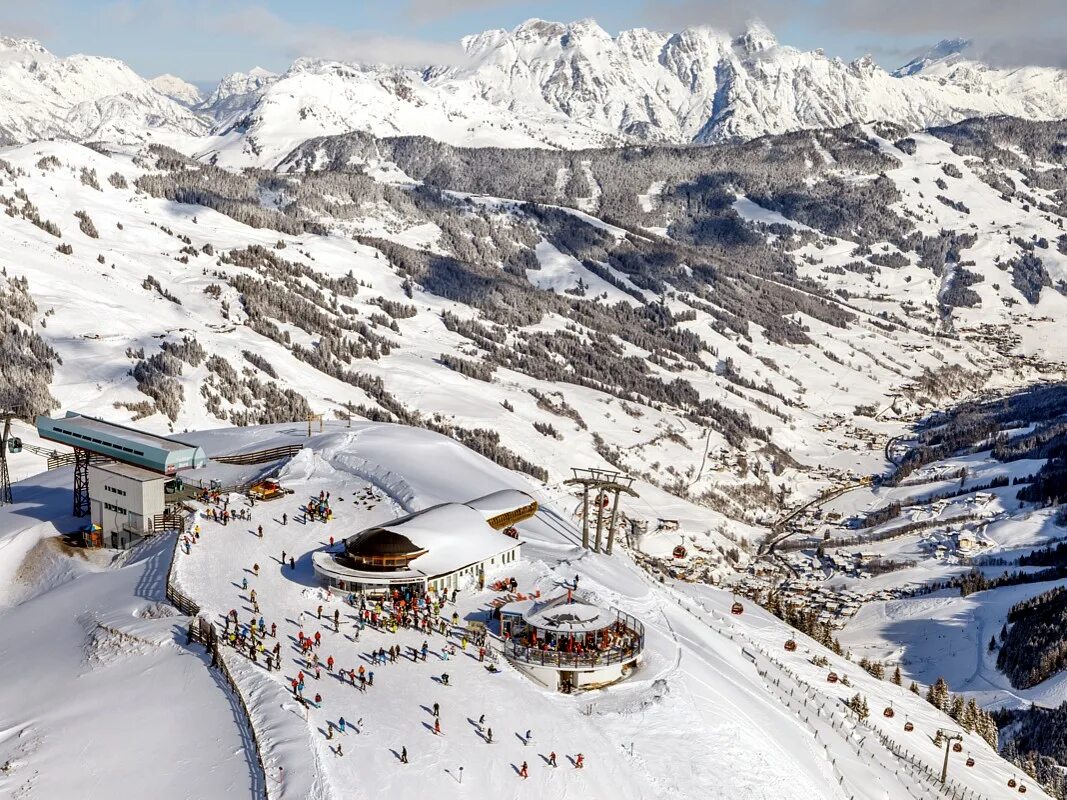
<box><xmin>0</xmin><ymin>413</ymin><xmax>14</xmax><ymax>506</ymax></box>
<box><xmin>565</xmin><ymin>468</ymin><xmax>638</xmax><ymax>555</ymax></box>
<box><xmin>580</xmin><ymin>485</ymin><xmax>590</xmax><ymax>550</ymax></box>
<box><xmin>937</xmin><ymin>730</ymin><xmax>963</xmax><ymax>784</ymax></box>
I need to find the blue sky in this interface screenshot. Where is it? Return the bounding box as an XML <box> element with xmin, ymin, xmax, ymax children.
<box><xmin>0</xmin><ymin>0</ymin><xmax>1061</xmax><ymax>85</ymax></box>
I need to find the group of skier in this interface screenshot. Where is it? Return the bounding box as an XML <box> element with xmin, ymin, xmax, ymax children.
<box><xmin>202</xmin><ymin>485</ymin><xmax>590</xmax><ymax>783</ymax></box>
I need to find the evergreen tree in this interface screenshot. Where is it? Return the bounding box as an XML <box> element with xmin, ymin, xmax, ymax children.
<box><xmin>891</xmin><ymin>665</ymin><xmax>902</xmax><ymax>686</ymax></box>
<box><xmin>950</xmin><ymin>695</ymin><xmax>965</xmax><ymax>723</ymax></box>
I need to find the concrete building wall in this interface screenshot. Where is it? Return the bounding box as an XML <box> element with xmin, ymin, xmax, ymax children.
<box><xmin>89</xmin><ymin>465</ymin><xmax>166</xmax><ymax>549</ymax></box>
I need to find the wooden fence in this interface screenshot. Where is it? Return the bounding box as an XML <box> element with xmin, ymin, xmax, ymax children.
<box><xmin>165</xmin><ymin>523</ymin><xmax>269</xmax><ymax>797</ymax></box>
<box><xmin>213</xmin><ymin>444</ymin><xmax>304</xmax><ymax>466</ymax></box>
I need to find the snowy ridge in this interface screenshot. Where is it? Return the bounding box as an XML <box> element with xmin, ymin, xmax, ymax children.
<box><xmin>0</xmin><ymin>35</ymin><xmax>207</xmax><ymax>144</ymax></box>
<box><xmin>196</xmin><ymin>18</ymin><xmax>1067</xmax><ymax>166</ymax></box>
<box><xmin>2</xmin><ymin>22</ymin><xmax>1066</xmax><ymax>162</ymax></box>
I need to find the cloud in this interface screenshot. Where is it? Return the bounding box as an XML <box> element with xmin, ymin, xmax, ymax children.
<box><xmin>645</xmin><ymin>0</ymin><xmax>1067</xmax><ymax>69</ymax></box>
<box><xmin>0</xmin><ymin>1</ymin><xmax>58</xmax><ymax>39</ymax></box>
<box><xmin>821</xmin><ymin>0</ymin><xmax>1067</xmax><ymax>69</ymax></box>
<box><xmin>405</xmin><ymin>0</ymin><xmax>528</xmax><ymax>25</ymax></box>
<box><xmin>219</xmin><ymin>6</ymin><xmax>466</xmax><ymax>66</ymax></box>
<box><xmin>642</xmin><ymin>0</ymin><xmax>797</xmax><ymax>34</ymax></box>
<box><xmin>102</xmin><ymin>0</ymin><xmax>466</xmax><ymax>68</ymax></box>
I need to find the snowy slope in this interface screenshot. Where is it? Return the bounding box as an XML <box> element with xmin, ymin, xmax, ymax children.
<box><xmin>0</xmin><ymin>470</ymin><xmax>257</xmax><ymax>799</ymax></box>
<box><xmin>106</xmin><ymin>421</ymin><xmax>1061</xmax><ymax>799</ymax></box>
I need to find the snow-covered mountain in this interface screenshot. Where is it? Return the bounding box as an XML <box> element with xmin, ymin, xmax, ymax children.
<box><xmin>199</xmin><ymin>66</ymin><xmax>277</xmax><ymax>119</ymax></box>
<box><xmin>4</xmin><ymin>20</ymin><xmax>1067</xmax><ymax>163</ymax></box>
<box><xmin>0</xmin><ymin>36</ymin><xmax>207</xmax><ymax>144</ymax></box>
<box><xmin>149</xmin><ymin>73</ymin><xmax>202</xmax><ymax>107</ymax></box>
<box><xmin>198</xmin><ymin>18</ymin><xmax>1067</xmax><ymax>166</ymax></box>
<box><xmin>893</xmin><ymin>38</ymin><xmax>972</xmax><ymax>77</ymax></box>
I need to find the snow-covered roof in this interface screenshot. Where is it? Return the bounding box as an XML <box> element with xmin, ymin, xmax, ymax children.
<box><xmin>335</xmin><ymin>501</ymin><xmax>521</xmax><ymax>580</ymax></box>
<box><xmin>523</xmin><ymin>601</ymin><xmax>611</xmax><ymax>634</ymax></box>
<box><xmin>464</xmin><ymin>489</ymin><xmax>538</xmax><ymax>522</ymax></box>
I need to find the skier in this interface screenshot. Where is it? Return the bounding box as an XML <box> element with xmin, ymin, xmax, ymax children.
<box><xmin>282</xmin><ymin>513</ymin><xmax>287</xmax><ymax>526</ymax></box>
<box><xmin>282</xmin><ymin>550</ymin><xmax>286</xmax><ymax>564</ymax></box>
<box><xmin>441</xmin><ymin>673</ymin><xmax>449</xmax><ymax>686</ymax></box>
<box><xmin>525</xmin><ymin>729</ymin><xmax>532</xmax><ymax>744</ymax></box>
<box><xmin>257</xmin><ymin>525</ymin><xmax>263</xmax><ymax>538</ymax></box>
<box><xmin>519</xmin><ymin>761</ymin><xmax>528</xmax><ymax>779</ymax></box>
<box><xmin>336</xmin><ymin>744</ymin><xmax>343</xmax><ymax>757</ymax></box>
<box><xmin>317</xmin><ymin>604</ymin><xmax>323</xmax><ymax>620</ymax></box>
<box><xmin>270</xmin><ymin>622</ymin><xmax>277</xmax><ymax>638</ymax></box>
<box><xmin>478</xmin><ymin>714</ymin><xmax>485</xmax><ymax>726</ymax></box>
<box><xmin>253</xmin><ymin>563</ymin><xmax>260</xmax><ymax>576</ymax></box>
<box><xmin>575</xmin><ymin>753</ymin><xmax>584</xmax><ymax>769</ymax></box>
<box><xmin>486</xmin><ymin>727</ymin><xmax>493</xmax><ymax>743</ymax></box>
<box><xmin>574</xmin><ymin>574</ymin><xmax>580</xmax><ymax>588</ymax></box>
<box><xmin>548</xmin><ymin>751</ymin><xmax>557</xmax><ymax>767</ymax></box>
<box><xmin>339</xmin><ymin>716</ymin><xmax>346</xmax><ymax>733</ymax></box>
<box><xmin>289</xmin><ymin>557</ymin><xmax>295</xmax><ymax>570</ymax></box>
<box><xmin>434</xmin><ymin>718</ymin><xmax>441</xmax><ymax>735</ymax></box>
<box><xmin>433</xmin><ymin>702</ymin><xmax>439</xmax><ymax>717</ymax></box>
<box><xmin>327</xmin><ymin>655</ymin><xmax>335</xmax><ymax>671</ymax></box>
<box><xmin>242</xmin><ymin>577</ymin><xmax>248</xmax><ymax>591</ymax></box>
<box><xmin>400</xmin><ymin>746</ymin><xmax>408</xmax><ymax>764</ymax></box>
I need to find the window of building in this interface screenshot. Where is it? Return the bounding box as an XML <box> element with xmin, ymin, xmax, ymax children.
<box><xmin>105</xmin><ymin>485</ymin><xmax>127</xmax><ymax>497</ymax></box>
<box><xmin>104</xmin><ymin>501</ymin><xmax>128</xmax><ymax>515</ymax></box>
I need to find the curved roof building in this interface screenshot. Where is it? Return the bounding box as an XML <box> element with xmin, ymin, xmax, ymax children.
<box><xmin>312</xmin><ymin>490</ymin><xmax>537</xmax><ymax>594</ymax></box>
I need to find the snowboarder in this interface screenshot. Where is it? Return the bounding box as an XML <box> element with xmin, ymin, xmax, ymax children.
<box><xmin>548</xmin><ymin>751</ymin><xmax>557</xmax><ymax>767</ymax></box>
<box><xmin>486</xmin><ymin>727</ymin><xmax>493</xmax><ymax>743</ymax></box>
<box><xmin>434</xmin><ymin>718</ymin><xmax>441</xmax><ymax>735</ymax></box>
<box><xmin>253</xmin><ymin>563</ymin><xmax>260</xmax><ymax>576</ymax></box>
<box><xmin>525</xmin><ymin>729</ymin><xmax>532</xmax><ymax>744</ymax></box>
<box><xmin>519</xmin><ymin>761</ymin><xmax>528</xmax><ymax>779</ymax></box>
<box><xmin>478</xmin><ymin>714</ymin><xmax>485</xmax><ymax>725</ymax></box>
<box><xmin>575</xmin><ymin>753</ymin><xmax>584</xmax><ymax>769</ymax></box>
<box><xmin>441</xmin><ymin>673</ymin><xmax>449</xmax><ymax>686</ymax></box>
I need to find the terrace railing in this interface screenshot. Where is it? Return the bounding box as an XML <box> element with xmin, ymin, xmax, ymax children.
<box><xmin>500</xmin><ymin>637</ymin><xmax>643</xmax><ymax>670</ymax></box>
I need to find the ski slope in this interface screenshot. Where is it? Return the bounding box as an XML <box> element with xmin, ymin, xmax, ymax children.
<box><xmin>162</xmin><ymin>421</ymin><xmax>1047</xmax><ymax>800</ymax></box>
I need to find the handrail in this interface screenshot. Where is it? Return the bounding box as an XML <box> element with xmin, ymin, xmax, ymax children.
<box><xmin>501</xmin><ymin>638</ymin><xmax>643</xmax><ymax>669</ymax></box>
